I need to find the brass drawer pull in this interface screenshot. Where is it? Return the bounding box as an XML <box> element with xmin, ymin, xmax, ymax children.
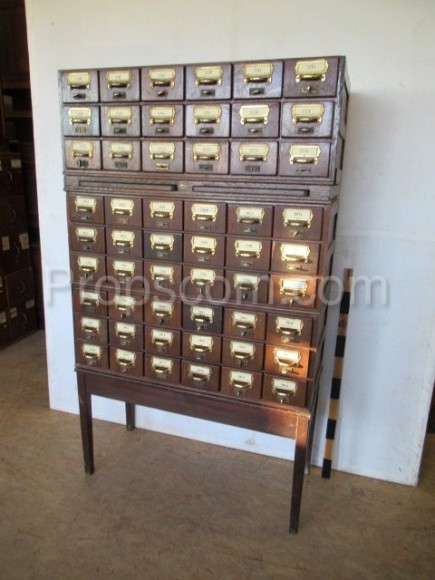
<box><xmin>274</xmin><ymin>349</ymin><xmax>301</xmax><ymax>372</ymax></box>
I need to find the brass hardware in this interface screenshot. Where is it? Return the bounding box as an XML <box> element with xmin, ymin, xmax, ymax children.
<box><xmin>280</xmin><ymin>243</ymin><xmax>310</xmax><ymax>263</ymax></box>
<box><xmin>279</xmin><ymin>278</ymin><xmax>308</xmax><ymax>299</ymax></box>
<box><xmin>191</xmin><ymin>236</ymin><xmax>217</xmax><ymax>255</ymax></box>
<box><xmin>230</xmin><ymin>340</ymin><xmax>255</xmax><ymax>361</ymax></box>
<box><xmin>289</xmin><ymin>145</ymin><xmax>321</xmax><ymax>165</ymax></box>
<box><xmin>150</xmin><ymin>233</ymin><xmax>174</xmax><ymax>252</ymax></box>
<box><xmin>149</xmin><ymin>142</ymin><xmax>176</xmax><ymax>161</ymax></box>
<box><xmin>107</xmin><ymin>70</ymin><xmax>131</xmax><ymax>89</ymax></box>
<box><xmin>113</xmin><ymin>260</ymin><xmax>135</xmax><ymax>278</ymax></box>
<box><xmin>233</xmin><ymin>274</ymin><xmax>260</xmax><ymax>292</ymax></box>
<box><xmin>191</xmin><ymin>203</ymin><xmax>218</xmax><ymax>222</ymax></box>
<box><xmin>72</xmin><ymin>141</ymin><xmax>93</xmax><ymax>158</ymax></box>
<box><xmin>193</xmin><ymin>143</ymin><xmax>220</xmax><ymax>161</ymax></box>
<box><xmin>68</xmin><ymin>107</ymin><xmax>92</xmax><ymax>125</ymax></box>
<box><xmin>291</xmin><ymin>103</ymin><xmax>325</xmax><ymax>125</ymax></box>
<box><xmin>195</xmin><ymin>65</ymin><xmax>223</xmax><ymax>86</ymax></box>
<box><xmin>150</xmin><ymin>265</ymin><xmax>174</xmax><ymax>283</ymax></box>
<box><xmin>239</xmin><ymin>143</ymin><xmax>269</xmax><ymax>162</ymax></box>
<box><xmin>114</xmin><ymin>295</ymin><xmax>135</xmax><ymax>312</ymax></box>
<box><xmin>108</xmin><ymin>107</ymin><xmax>133</xmax><ymax>125</ymax></box>
<box><xmin>111</xmin><ymin>198</ymin><xmax>134</xmax><ymax>216</ymax></box>
<box><xmin>149</xmin><ymin>106</ymin><xmax>176</xmax><ymax>125</ymax></box>
<box><xmin>109</xmin><ymin>142</ymin><xmax>133</xmax><ymax>159</ymax></box>
<box><xmin>295</xmin><ymin>59</ymin><xmax>328</xmax><ymax>82</ymax></box>
<box><xmin>189</xmin><ymin>364</ymin><xmax>212</xmax><ymax>383</ymax></box>
<box><xmin>231</xmin><ymin>311</ymin><xmax>257</xmax><ymax>330</ymax></box>
<box><xmin>151</xmin><ymin>356</ymin><xmax>173</xmax><ymax>376</ymax></box>
<box><xmin>80</xmin><ymin>291</ymin><xmax>99</xmax><ymax>307</ymax></box>
<box><xmin>115</xmin><ymin>348</ymin><xmax>136</xmax><ymax>367</ymax></box>
<box><xmin>234</xmin><ymin>240</ymin><xmax>262</xmax><ymax>259</ymax></box>
<box><xmin>194</xmin><ymin>105</ymin><xmax>222</xmax><ymax>125</ymax></box>
<box><xmin>67</xmin><ymin>72</ymin><xmax>91</xmax><ymax>89</ymax></box>
<box><xmin>82</xmin><ymin>343</ymin><xmax>102</xmax><ymax>361</ymax></box>
<box><xmin>229</xmin><ymin>370</ymin><xmax>253</xmax><ymax>394</ymax></box>
<box><xmin>283</xmin><ymin>208</ymin><xmax>313</xmax><ymax>228</ymax></box>
<box><xmin>149</xmin><ymin>68</ymin><xmax>176</xmax><ymax>88</ymax></box>
<box><xmin>243</xmin><ymin>63</ymin><xmax>274</xmax><ymax>84</ymax></box>
<box><xmin>112</xmin><ymin>230</ymin><xmax>135</xmax><ymax>248</ymax></box>
<box><xmin>239</xmin><ymin>105</ymin><xmax>270</xmax><ymax>125</ymax></box>
<box><xmin>274</xmin><ymin>348</ymin><xmax>301</xmax><ymax>372</ymax></box>
<box><xmin>77</xmin><ymin>256</ymin><xmax>98</xmax><ymax>273</ymax></box>
<box><xmin>190</xmin><ymin>268</ymin><xmax>216</xmax><ymax>287</ymax></box>
<box><xmin>81</xmin><ymin>317</ymin><xmax>101</xmax><ymax>335</ymax></box>
<box><xmin>151</xmin><ymin>329</ymin><xmax>173</xmax><ymax>347</ymax></box>
<box><xmin>190</xmin><ymin>306</ymin><xmax>213</xmax><ymax>325</ymax></box>
<box><xmin>190</xmin><ymin>335</ymin><xmax>214</xmax><ymax>354</ymax></box>
<box><xmin>276</xmin><ymin>316</ymin><xmax>303</xmax><ymax>337</ymax></box>
<box><xmin>75</xmin><ymin>196</ymin><xmax>97</xmax><ymax>214</ymax></box>
<box><xmin>76</xmin><ymin>227</ymin><xmax>97</xmax><ymax>243</ymax></box>
<box><xmin>150</xmin><ymin>201</ymin><xmax>175</xmax><ymax>219</ymax></box>
<box><xmin>236</xmin><ymin>207</ymin><xmax>265</xmax><ymax>225</ymax></box>
<box><xmin>151</xmin><ymin>300</ymin><xmax>174</xmax><ymax>318</ymax></box>
<box><xmin>272</xmin><ymin>378</ymin><xmax>298</xmax><ymax>402</ymax></box>
<box><xmin>115</xmin><ymin>322</ymin><xmax>136</xmax><ymax>340</ymax></box>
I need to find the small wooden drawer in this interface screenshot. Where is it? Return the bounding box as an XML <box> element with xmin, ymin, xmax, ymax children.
<box><xmin>266</xmin><ymin>313</ymin><xmax>313</xmax><ymax>349</ymax></box>
<box><xmin>226</xmin><ymin>270</ymin><xmax>269</xmax><ymax>304</ymax></box>
<box><xmin>222</xmin><ymin>338</ymin><xmax>264</xmax><ymax>372</ymax></box>
<box><xmin>283</xmin><ymin>57</ymin><xmax>339</xmax><ymax>98</ymax></box>
<box><xmin>231</xmin><ymin>102</ymin><xmax>280</xmax><ymax>138</ymax></box>
<box><xmin>5</xmin><ymin>267</ymin><xmax>35</xmax><ymax>308</ymax></box>
<box><xmin>262</xmin><ymin>374</ymin><xmax>307</xmax><ymax>408</ymax></box>
<box><xmin>221</xmin><ymin>367</ymin><xmax>262</xmax><ymax>400</ymax></box>
<box><xmin>185</xmin><ymin>141</ymin><xmax>229</xmax><ymax>175</ymax></box>
<box><xmin>73</xmin><ymin>288</ymin><xmax>108</xmax><ymax>318</ymax></box>
<box><xmin>108</xmin><ymin>292</ymin><xmax>143</xmax><ymax>323</ymax></box>
<box><xmin>141</xmin><ymin>65</ymin><xmax>184</xmax><ymax>101</ymax></box>
<box><xmin>7</xmin><ymin>301</ymin><xmax>37</xmax><ymax>342</ymax></box>
<box><xmin>144</xmin><ymin>232</ymin><xmax>183</xmax><ymax>262</ymax></box>
<box><xmin>233</xmin><ymin>61</ymin><xmax>283</xmax><ymax>99</ymax></box>
<box><xmin>271</xmin><ymin>240</ymin><xmax>320</xmax><ymax>275</ymax></box>
<box><xmin>270</xmin><ymin>274</ymin><xmax>317</xmax><ymax>309</ymax></box>
<box><xmin>184</xmin><ymin>201</ymin><xmax>226</xmax><ymax>234</ymax></box>
<box><xmin>110</xmin><ymin>347</ymin><xmax>143</xmax><ymax>377</ymax></box>
<box><xmin>144</xmin><ymin>199</ymin><xmax>183</xmax><ymax>230</ymax></box>
<box><xmin>281</xmin><ymin>101</ymin><xmax>334</xmax><ymax>138</ymax></box>
<box><xmin>143</xmin><ymin>261</ymin><xmax>182</xmax><ymax>295</ymax></box>
<box><xmin>230</xmin><ymin>141</ymin><xmax>278</xmax><ymax>176</ymax></box>
<box><xmin>182</xmin><ymin>266</ymin><xmax>225</xmax><ymax>300</ymax></box>
<box><xmin>223</xmin><ymin>308</ymin><xmax>266</xmax><ymax>341</ymax></box>
<box><xmin>225</xmin><ymin>237</ymin><xmax>271</xmax><ymax>271</ymax></box>
<box><xmin>0</xmin><ymin>196</ymin><xmax>27</xmax><ymax>234</ymax></box>
<box><xmin>0</xmin><ymin>156</ymin><xmax>23</xmax><ymax>196</ymax></box>
<box><xmin>60</xmin><ymin>70</ymin><xmax>99</xmax><ymax>103</ymax></box>
<box><xmin>106</xmin><ymin>257</ymin><xmax>142</xmax><ymax>288</ymax></box>
<box><xmin>62</xmin><ymin>106</ymin><xmax>100</xmax><ymax>137</ymax></box>
<box><xmin>182</xmin><ymin>303</ymin><xmax>223</xmax><ymax>334</ymax></box>
<box><xmin>69</xmin><ymin>224</ymin><xmax>105</xmax><ymax>254</ymax></box>
<box><xmin>64</xmin><ymin>139</ymin><xmax>101</xmax><ymax>170</ymax></box>
<box><xmin>142</xmin><ymin>105</ymin><xmax>184</xmax><ymax>137</ymax></box>
<box><xmin>0</xmin><ymin>311</ymin><xmax>8</xmax><ymax>347</ymax></box>
<box><xmin>99</xmin><ymin>68</ymin><xmax>140</xmax><ymax>102</ymax></box>
<box><xmin>105</xmin><ymin>196</ymin><xmax>142</xmax><ymax>228</ymax></box>
<box><xmin>145</xmin><ymin>298</ymin><xmax>181</xmax><ymax>329</ymax></box>
<box><xmin>227</xmin><ymin>204</ymin><xmax>273</xmax><ymax>237</ymax></box>
<box><xmin>142</xmin><ymin>140</ymin><xmax>184</xmax><ymax>173</ymax></box>
<box><xmin>76</xmin><ymin>341</ymin><xmax>108</xmax><ymax>369</ymax></box>
<box><xmin>182</xmin><ymin>332</ymin><xmax>222</xmax><ymax>365</ymax></box>
<box><xmin>279</xmin><ymin>143</ymin><xmax>331</xmax><ymax>179</ymax></box>
<box><xmin>181</xmin><ymin>361</ymin><xmax>220</xmax><ymax>392</ymax></box>
<box><xmin>0</xmin><ymin>232</ymin><xmax>31</xmax><ymax>272</ymax></box>
<box><xmin>273</xmin><ymin>205</ymin><xmax>323</xmax><ymax>241</ymax></box>
<box><xmin>145</xmin><ymin>326</ymin><xmax>181</xmax><ymax>357</ymax></box>
<box><xmin>186</xmin><ymin>63</ymin><xmax>232</xmax><ymax>100</ymax></box>
<box><xmin>145</xmin><ymin>354</ymin><xmax>180</xmax><ymax>384</ymax></box>
<box><xmin>183</xmin><ymin>233</ymin><xmax>225</xmax><ymax>266</ymax></box>
<box><xmin>105</xmin><ymin>227</ymin><xmax>142</xmax><ymax>258</ymax></box>
<box><xmin>185</xmin><ymin>104</ymin><xmax>230</xmax><ymax>138</ymax></box>
<box><xmin>71</xmin><ymin>253</ymin><xmax>105</xmax><ymax>284</ymax></box>
<box><xmin>68</xmin><ymin>194</ymin><xmax>105</xmax><ymax>224</ymax></box>
<box><xmin>100</xmin><ymin>105</ymin><xmax>141</xmax><ymax>137</ymax></box>
<box><xmin>102</xmin><ymin>140</ymin><xmax>141</xmax><ymax>172</ymax></box>
<box><xmin>74</xmin><ymin>314</ymin><xmax>108</xmax><ymax>344</ymax></box>
<box><xmin>109</xmin><ymin>320</ymin><xmax>143</xmax><ymax>350</ymax></box>
<box><xmin>264</xmin><ymin>344</ymin><xmax>311</xmax><ymax>379</ymax></box>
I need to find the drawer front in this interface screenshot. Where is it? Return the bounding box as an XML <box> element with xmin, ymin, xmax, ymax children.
<box><xmin>144</xmin><ymin>232</ymin><xmax>183</xmax><ymax>262</ymax></box>
<box><xmin>73</xmin><ymin>288</ymin><xmax>108</xmax><ymax>318</ymax></box>
<box><xmin>183</xmin><ymin>303</ymin><xmax>223</xmax><ymax>335</ymax></box>
<box><xmin>143</xmin><ymin>261</ymin><xmax>182</xmax><ymax>294</ymax></box>
<box><xmin>107</xmin><ymin>257</ymin><xmax>143</xmax><ymax>288</ymax></box>
<box><xmin>5</xmin><ymin>267</ymin><xmax>35</xmax><ymax>307</ymax></box>
<box><xmin>184</xmin><ymin>201</ymin><xmax>226</xmax><ymax>234</ymax></box>
<box><xmin>281</xmin><ymin>101</ymin><xmax>334</xmax><ymax>139</ymax></box>
<box><xmin>64</xmin><ymin>139</ymin><xmax>101</xmax><ymax>170</ymax></box>
<box><xmin>141</xmin><ymin>65</ymin><xmax>184</xmax><ymax>101</ymax></box>
<box><xmin>186</xmin><ymin>63</ymin><xmax>232</xmax><ymax>100</ymax></box>
<box><xmin>142</xmin><ymin>140</ymin><xmax>184</xmax><ymax>173</ymax></box>
<box><xmin>270</xmin><ymin>274</ymin><xmax>317</xmax><ymax>309</ymax></box>
<box><xmin>231</xmin><ymin>102</ymin><xmax>280</xmax><ymax>138</ymax></box>
<box><xmin>182</xmin><ymin>332</ymin><xmax>222</xmax><ymax>365</ymax></box>
<box><xmin>279</xmin><ymin>143</ymin><xmax>331</xmax><ymax>178</ymax></box>
<box><xmin>283</xmin><ymin>57</ymin><xmax>339</xmax><ymax>98</ymax></box>
<box><xmin>0</xmin><ymin>277</ymin><xmax>6</xmax><ymax>310</ymax></box>
<box><xmin>109</xmin><ymin>320</ymin><xmax>143</xmax><ymax>350</ymax></box>
<box><xmin>264</xmin><ymin>344</ymin><xmax>311</xmax><ymax>380</ymax></box>
<box><xmin>75</xmin><ymin>341</ymin><xmax>108</xmax><ymax>369</ymax></box>
<box><xmin>105</xmin><ymin>227</ymin><xmax>142</xmax><ymax>258</ymax></box>
<box><xmin>60</xmin><ymin>70</ymin><xmax>99</xmax><ymax>103</ymax></box>
<box><xmin>227</xmin><ymin>204</ymin><xmax>273</xmax><ymax>237</ymax></box>
<box><xmin>99</xmin><ymin>68</ymin><xmax>140</xmax><ymax>102</ymax></box>
<box><xmin>0</xmin><ymin>157</ymin><xmax>23</xmax><ymax>195</ymax></box>
<box><xmin>108</xmin><ymin>292</ymin><xmax>143</xmax><ymax>323</ymax></box>
<box><xmin>69</xmin><ymin>224</ymin><xmax>105</xmax><ymax>254</ymax></box>
<box><xmin>221</xmin><ymin>367</ymin><xmax>262</xmax><ymax>400</ymax></box>
<box><xmin>266</xmin><ymin>313</ymin><xmax>313</xmax><ymax>349</ymax></box>
<box><xmin>68</xmin><ymin>194</ymin><xmax>105</xmax><ymax>224</ymax></box>
<box><xmin>144</xmin><ymin>199</ymin><xmax>183</xmax><ymax>231</ymax></box>
<box><xmin>233</xmin><ymin>61</ymin><xmax>283</xmax><ymax>99</ymax></box>
<box><xmin>62</xmin><ymin>106</ymin><xmax>100</xmax><ymax>137</ymax></box>
<box><xmin>110</xmin><ymin>347</ymin><xmax>143</xmax><ymax>377</ymax></box>
<box><xmin>8</xmin><ymin>301</ymin><xmax>37</xmax><ymax>341</ymax></box>
<box><xmin>0</xmin><ymin>312</ymin><xmax>9</xmax><ymax>348</ymax></box>
<box><xmin>145</xmin><ymin>298</ymin><xmax>181</xmax><ymax>329</ymax></box>
<box><xmin>185</xmin><ymin>104</ymin><xmax>230</xmax><ymax>138</ymax></box>
<box><xmin>227</xmin><ymin>270</ymin><xmax>269</xmax><ymax>304</ymax></box>
<box><xmin>273</xmin><ymin>205</ymin><xmax>323</xmax><ymax>241</ymax></box>
<box><xmin>181</xmin><ymin>361</ymin><xmax>220</xmax><ymax>392</ymax></box>
<box><xmin>145</xmin><ymin>326</ymin><xmax>181</xmax><ymax>357</ymax></box>
<box><xmin>222</xmin><ymin>338</ymin><xmax>264</xmax><ymax>372</ymax></box>
<box><xmin>102</xmin><ymin>140</ymin><xmax>141</xmax><ymax>172</ymax></box>
<box><xmin>1</xmin><ymin>233</ymin><xmax>32</xmax><ymax>273</ymax></box>
<box><xmin>231</xmin><ymin>141</ymin><xmax>278</xmax><ymax>176</ymax></box>
<box><xmin>271</xmin><ymin>240</ymin><xmax>320</xmax><ymax>275</ymax></box>
<box><xmin>185</xmin><ymin>142</ymin><xmax>229</xmax><ymax>175</ymax></box>
<box><xmin>262</xmin><ymin>374</ymin><xmax>307</xmax><ymax>407</ymax></box>
<box><xmin>0</xmin><ymin>196</ymin><xmax>27</xmax><ymax>233</ymax></box>
<box><xmin>145</xmin><ymin>354</ymin><xmax>181</xmax><ymax>384</ymax></box>
<box><xmin>223</xmin><ymin>308</ymin><xmax>266</xmax><ymax>341</ymax></box>
<box><xmin>184</xmin><ymin>233</ymin><xmax>225</xmax><ymax>267</ymax></box>
<box><xmin>74</xmin><ymin>314</ymin><xmax>108</xmax><ymax>344</ymax></box>
<box><xmin>226</xmin><ymin>237</ymin><xmax>271</xmax><ymax>271</ymax></box>
<box><xmin>105</xmin><ymin>196</ymin><xmax>142</xmax><ymax>228</ymax></box>
<box><xmin>182</xmin><ymin>266</ymin><xmax>225</xmax><ymax>300</ymax></box>
<box><xmin>71</xmin><ymin>253</ymin><xmax>105</xmax><ymax>284</ymax></box>
<box><xmin>100</xmin><ymin>105</ymin><xmax>141</xmax><ymax>137</ymax></box>
<box><xmin>142</xmin><ymin>104</ymin><xmax>184</xmax><ymax>137</ymax></box>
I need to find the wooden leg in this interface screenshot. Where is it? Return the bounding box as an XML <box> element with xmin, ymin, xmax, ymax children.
<box><xmin>126</xmin><ymin>402</ymin><xmax>136</xmax><ymax>431</ymax></box>
<box><xmin>305</xmin><ymin>388</ymin><xmax>320</xmax><ymax>475</ymax></box>
<box><xmin>77</xmin><ymin>372</ymin><xmax>94</xmax><ymax>475</ymax></box>
<box><xmin>289</xmin><ymin>414</ymin><xmax>310</xmax><ymax>534</ymax></box>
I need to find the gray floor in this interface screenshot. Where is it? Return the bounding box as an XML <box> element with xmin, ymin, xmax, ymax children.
<box><xmin>0</xmin><ymin>331</ymin><xmax>434</xmax><ymax>579</ymax></box>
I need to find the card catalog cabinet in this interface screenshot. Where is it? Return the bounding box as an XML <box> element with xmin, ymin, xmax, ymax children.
<box><xmin>60</xmin><ymin>56</ymin><xmax>349</xmax><ymax>533</ymax></box>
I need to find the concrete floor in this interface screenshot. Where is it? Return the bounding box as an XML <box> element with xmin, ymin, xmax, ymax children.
<box><xmin>0</xmin><ymin>331</ymin><xmax>434</xmax><ymax>579</ymax></box>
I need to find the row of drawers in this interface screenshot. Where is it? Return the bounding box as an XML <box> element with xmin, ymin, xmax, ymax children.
<box><xmin>61</xmin><ymin>58</ymin><xmax>341</xmax><ymax>103</ymax></box>
<box><xmin>62</xmin><ymin>101</ymin><xmax>336</xmax><ymax>139</ymax></box>
<box><xmin>0</xmin><ymin>267</ymin><xmax>35</xmax><ymax>310</ymax></box>
<box><xmin>0</xmin><ymin>231</ymin><xmax>31</xmax><ymax>274</ymax></box>
<box><xmin>0</xmin><ymin>156</ymin><xmax>23</xmax><ymax>196</ymax></box>
<box><xmin>0</xmin><ymin>299</ymin><xmax>37</xmax><ymax>349</ymax></box>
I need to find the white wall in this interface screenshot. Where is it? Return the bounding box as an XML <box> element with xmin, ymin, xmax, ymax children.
<box><xmin>25</xmin><ymin>0</ymin><xmax>435</xmax><ymax>485</ymax></box>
